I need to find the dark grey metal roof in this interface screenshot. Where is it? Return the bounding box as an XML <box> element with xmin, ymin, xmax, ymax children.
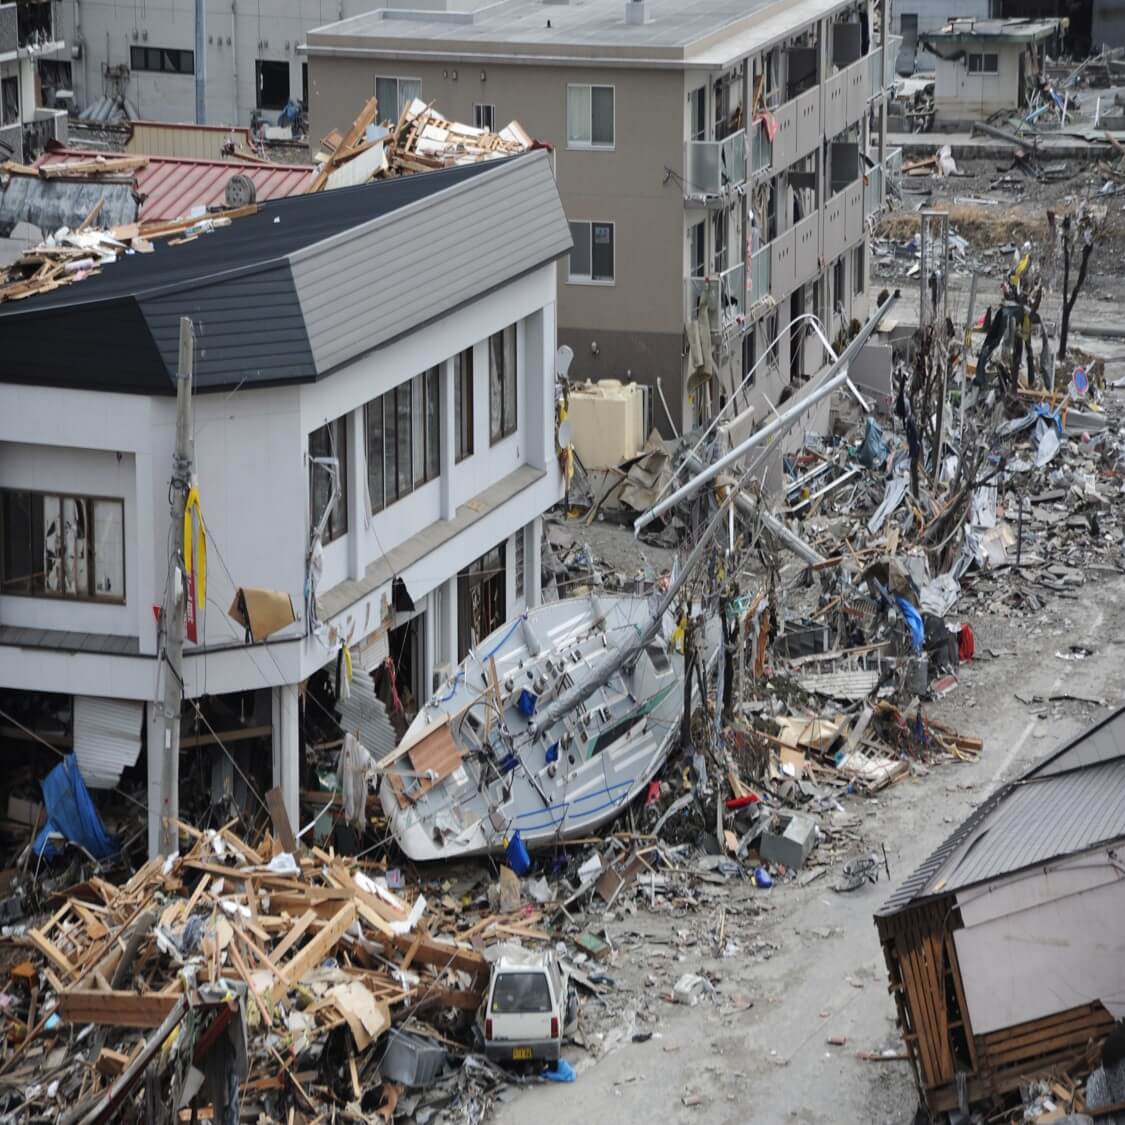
<box><xmin>877</xmin><ymin>704</ymin><xmax>1125</xmax><ymax>918</ymax></box>
<box><xmin>0</xmin><ymin>151</ymin><xmax>570</xmax><ymax>394</ymax></box>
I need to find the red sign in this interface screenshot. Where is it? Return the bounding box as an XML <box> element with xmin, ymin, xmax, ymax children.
<box><xmin>185</xmin><ymin>572</ymin><xmax>197</xmax><ymax>644</ymax></box>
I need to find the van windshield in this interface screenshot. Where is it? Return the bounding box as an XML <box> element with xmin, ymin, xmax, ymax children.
<box><xmin>491</xmin><ymin>972</ymin><xmax>552</xmax><ymax>1014</ymax></box>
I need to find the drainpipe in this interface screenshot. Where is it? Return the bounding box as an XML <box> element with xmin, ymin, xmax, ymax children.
<box><xmin>231</xmin><ymin>0</ymin><xmax>238</xmax><ymax>124</ymax></box>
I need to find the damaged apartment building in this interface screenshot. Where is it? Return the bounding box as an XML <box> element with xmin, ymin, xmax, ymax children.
<box><xmin>304</xmin><ymin>0</ymin><xmax>900</xmax><ymax>439</ymax></box>
<box><xmin>0</xmin><ymin>0</ymin><xmax>68</xmax><ymax>163</ymax></box>
<box><xmin>0</xmin><ymin>152</ymin><xmax>569</xmax><ymax>855</ymax></box>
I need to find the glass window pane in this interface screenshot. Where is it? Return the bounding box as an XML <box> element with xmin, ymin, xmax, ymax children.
<box><xmin>591</xmin><ymin>223</ymin><xmax>613</xmax><ymax>280</ymax></box>
<box><xmin>567</xmin><ymin>85</ymin><xmax>591</xmax><ymax>144</ymax></box>
<box><xmin>412</xmin><ymin>373</ymin><xmax>425</xmax><ymax>487</ymax></box>
<box><xmin>591</xmin><ymin>86</ymin><xmax>614</xmax><ymax>145</ymax></box>
<box><xmin>568</xmin><ymin>221</ymin><xmax>590</xmax><ymax>279</ymax></box>
<box><xmin>43</xmin><ymin>494</ymin><xmax>62</xmax><ymax>593</ymax></box>
<box><xmin>333</xmin><ymin>418</ymin><xmax>348</xmax><ymax>538</ymax></box>
<box><xmin>366</xmin><ymin>398</ymin><xmax>384</xmax><ymax>513</ymax></box>
<box><xmin>64</xmin><ymin>497</ymin><xmax>88</xmax><ymax>596</ymax></box>
<box><xmin>456</xmin><ymin>350</ymin><xmax>474</xmax><ymax>462</ymax></box>
<box><xmin>396</xmin><ymin>384</ymin><xmax>412</xmax><ymax>499</ymax></box>
<box><xmin>376</xmin><ymin>77</ymin><xmax>397</xmax><ymax>121</ymax></box>
<box><xmin>93</xmin><ymin>499</ymin><xmax>124</xmax><ymax>598</ymax></box>
<box><xmin>503</xmin><ymin>325</ymin><xmax>517</xmax><ymax>437</ymax></box>
<box><xmin>400</xmin><ymin>78</ymin><xmax>421</xmax><ymax>115</ymax></box>
<box><xmin>1</xmin><ymin>490</ymin><xmax>33</xmax><ymax>594</ymax></box>
<box><xmin>489</xmin><ymin>332</ymin><xmax>502</xmax><ymax>442</ymax></box>
<box><xmin>425</xmin><ymin>367</ymin><xmax>440</xmax><ymax>481</ymax></box>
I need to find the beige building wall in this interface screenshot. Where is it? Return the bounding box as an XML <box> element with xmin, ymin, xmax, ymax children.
<box><xmin>308</xmin><ymin>57</ymin><xmax>686</xmax><ymax>393</ymax></box>
<box><xmin>934</xmin><ymin>41</ymin><xmax>1023</xmax><ymax>120</ymax></box>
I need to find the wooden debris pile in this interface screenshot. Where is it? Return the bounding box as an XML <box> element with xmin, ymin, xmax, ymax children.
<box><xmin>0</xmin><ymin>816</ymin><xmax>527</xmax><ymax>1122</ymax></box>
<box><xmin>0</xmin><ymin>155</ymin><xmax>150</xmax><ymax>182</ymax></box>
<box><xmin>0</xmin><ymin>203</ymin><xmax>258</xmax><ymax>304</ymax></box>
<box><xmin>308</xmin><ymin>96</ymin><xmax>534</xmax><ymax>194</ymax></box>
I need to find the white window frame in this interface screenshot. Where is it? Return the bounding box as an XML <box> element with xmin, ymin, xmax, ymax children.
<box><xmin>374</xmin><ymin>75</ymin><xmax>422</xmax><ymax>121</ymax></box>
<box><xmin>473</xmin><ymin>102</ymin><xmax>496</xmax><ymax>131</ymax></box>
<box><xmin>567</xmin><ymin>220</ymin><xmax>615</xmax><ymax>286</ymax></box>
<box><xmin>566</xmin><ymin>83</ymin><xmax>615</xmax><ymax>150</ymax></box>
<box><xmin>966</xmin><ymin>52</ymin><xmax>999</xmax><ymax>76</ymax></box>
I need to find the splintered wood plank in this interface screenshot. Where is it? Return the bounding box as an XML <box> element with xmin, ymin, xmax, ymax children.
<box><xmin>59</xmin><ymin>990</ymin><xmax>180</xmax><ymax>1028</ymax></box>
<box><xmin>269</xmin><ymin>903</ymin><xmax>356</xmax><ymax>1004</ymax></box>
<box><xmin>28</xmin><ymin>929</ymin><xmax>76</xmax><ymax>977</ymax></box>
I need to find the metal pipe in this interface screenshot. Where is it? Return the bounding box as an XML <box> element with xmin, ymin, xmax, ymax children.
<box><xmin>635</xmin><ymin>292</ymin><xmax>897</xmax><ymax>534</ymax></box>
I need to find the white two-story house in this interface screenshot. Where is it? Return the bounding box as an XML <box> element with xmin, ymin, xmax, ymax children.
<box><xmin>0</xmin><ymin>151</ymin><xmax>569</xmax><ymax>854</ymax></box>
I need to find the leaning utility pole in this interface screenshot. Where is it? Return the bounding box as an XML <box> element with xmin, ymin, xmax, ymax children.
<box><xmin>158</xmin><ymin>318</ymin><xmax>194</xmax><ymax>857</ymax></box>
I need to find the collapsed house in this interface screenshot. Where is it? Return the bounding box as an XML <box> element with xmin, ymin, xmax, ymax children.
<box><xmin>875</xmin><ymin>705</ymin><xmax>1125</xmax><ymax>1117</ymax></box>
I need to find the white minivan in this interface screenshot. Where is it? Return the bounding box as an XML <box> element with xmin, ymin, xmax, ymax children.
<box><xmin>479</xmin><ymin>948</ymin><xmax>577</xmax><ymax>1063</ymax></box>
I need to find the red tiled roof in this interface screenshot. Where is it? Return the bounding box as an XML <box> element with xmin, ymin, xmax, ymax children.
<box><xmin>36</xmin><ymin>150</ymin><xmax>315</xmax><ymax>223</ymax></box>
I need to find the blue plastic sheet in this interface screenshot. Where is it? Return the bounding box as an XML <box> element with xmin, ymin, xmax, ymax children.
<box><xmin>544</xmin><ymin>1058</ymin><xmax>576</xmax><ymax>1083</ymax></box>
<box><xmin>33</xmin><ymin>755</ymin><xmax>118</xmax><ymax>861</ymax></box>
<box><xmin>506</xmin><ymin>831</ymin><xmax>532</xmax><ymax>876</ymax></box>
<box><xmin>895</xmin><ymin>596</ymin><xmax>925</xmax><ymax>654</ymax></box>
<box><xmin>856</xmin><ymin>417</ymin><xmax>888</xmax><ymax>469</ymax></box>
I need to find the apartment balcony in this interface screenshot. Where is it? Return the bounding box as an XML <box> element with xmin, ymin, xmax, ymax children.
<box><xmin>686</xmin><ymin>262</ymin><xmax>746</xmax><ymax>331</ymax></box>
<box><xmin>867</xmin><ymin>36</ymin><xmax>902</xmax><ymax>98</ymax></box>
<box><xmin>864</xmin><ymin>163</ymin><xmax>883</xmax><ymax>217</ymax></box>
<box><xmin>684</xmin><ymin>129</ymin><xmax>746</xmax><ymax>203</ymax></box>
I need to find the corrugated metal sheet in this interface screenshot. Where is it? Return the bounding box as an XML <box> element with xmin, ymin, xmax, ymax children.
<box><xmin>336</xmin><ymin>672</ymin><xmax>396</xmax><ymax>761</ymax></box>
<box><xmin>0</xmin><ymin>175</ymin><xmax>136</xmax><ymax>236</ymax></box>
<box><xmin>126</xmin><ymin>122</ymin><xmax>254</xmax><ymax>161</ymax></box>
<box><xmin>37</xmin><ymin>149</ymin><xmax>314</xmax><ymax>223</ymax></box>
<box><xmin>292</xmin><ymin>150</ymin><xmax>572</xmax><ymax>374</ymax></box>
<box><xmin>1027</xmin><ymin>703</ymin><xmax>1125</xmax><ymax>778</ymax></box>
<box><xmin>73</xmin><ymin>696</ymin><xmax>143</xmax><ymax>789</ymax></box>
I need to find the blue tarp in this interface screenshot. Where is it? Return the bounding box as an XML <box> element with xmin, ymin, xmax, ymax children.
<box><xmin>856</xmin><ymin>417</ymin><xmax>888</xmax><ymax>469</ymax></box>
<box><xmin>895</xmin><ymin>596</ymin><xmax>925</xmax><ymax>654</ymax></box>
<box><xmin>33</xmin><ymin>755</ymin><xmax>118</xmax><ymax>861</ymax></box>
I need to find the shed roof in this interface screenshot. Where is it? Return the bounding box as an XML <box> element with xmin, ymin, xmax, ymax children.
<box><xmin>36</xmin><ymin>150</ymin><xmax>315</xmax><ymax>223</ymax></box>
<box><xmin>0</xmin><ymin>150</ymin><xmax>571</xmax><ymax>394</ymax></box>
<box><xmin>877</xmin><ymin>704</ymin><xmax>1125</xmax><ymax>918</ymax></box>
<box><xmin>923</xmin><ymin>17</ymin><xmax>1061</xmax><ymax>45</ymax></box>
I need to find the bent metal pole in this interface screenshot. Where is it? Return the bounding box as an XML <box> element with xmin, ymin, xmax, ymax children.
<box><xmin>634</xmin><ymin>291</ymin><xmax>898</xmax><ymax>535</ymax></box>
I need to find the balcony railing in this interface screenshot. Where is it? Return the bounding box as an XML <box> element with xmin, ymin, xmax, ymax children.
<box><xmin>864</xmin><ymin>164</ymin><xmax>883</xmax><ymax>217</ymax></box>
<box><xmin>687</xmin><ymin>262</ymin><xmax>746</xmax><ymax>329</ymax></box>
<box><xmin>750</xmin><ymin>119</ymin><xmax>771</xmax><ymax>176</ymax></box>
<box><xmin>866</xmin><ymin>36</ymin><xmax>901</xmax><ymax>96</ymax></box>
<box><xmin>748</xmin><ymin>245</ymin><xmax>771</xmax><ymax>306</ymax></box>
<box><xmin>684</xmin><ymin>129</ymin><xmax>747</xmax><ymax>199</ymax></box>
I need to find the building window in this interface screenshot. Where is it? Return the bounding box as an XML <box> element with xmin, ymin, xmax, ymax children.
<box><xmin>375</xmin><ymin>75</ymin><xmax>421</xmax><ymax>121</ymax></box>
<box><xmin>688</xmin><ymin>86</ymin><xmax>706</xmax><ymax>141</ymax></box>
<box><xmin>454</xmin><ymin>348</ymin><xmax>474</xmax><ymax>463</ymax></box>
<box><xmin>711</xmin><ymin>209</ymin><xmax>727</xmax><ymax>273</ymax></box>
<box><xmin>853</xmin><ymin>244</ymin><xmax>865</xmax><ymax>295</ymax></box>
<box><xmin>364</xmin><ymin>368</ymin><xmax>440</xmax><ymax>514</ymax></box>
<box><xmin>766</xmin><ymin>311</ymin><xmax>779</xmax><ymax>363</ymax></box>
<box><xmin>309</xmin><ymin>416</ymin><xmax>348</xmax><ymax>544</ymax></box>
<box><xmin>1</xmin><ymin>489</ymin><xmax>125</xmax><ymax>601</ymax></box>
<box><xmin>129</xmin><ymin>46</ymin><xmax>194</xmax><ymax>74</ymax></box>
<box><xmin>457</xmin><ymin>544</ymin><xmax>506</xmax><ymax>659</ymax></box>
<box><xmin>833</xmin><ymin>256</ymin><xmax>845</xmax><ymax>307</ymax></box>
<box><xmin>474</xmin><ymin>103</ymin><xmax>496</xmax><ymax>131</ymax></box>
<box><xmin>967</xmin><ymin>53</ymin><xmax>999</xmax><ymax>75</ymax></box>
<box><xmin>689</xmin><ymin>221</ymin><xmax>705</xmax><ymax>278</ymax></box>
<box><xmin>899</xmin><ymin>13</ymin><xmax>918</xmax><ymax>37</ymax></box>
<box><xmin>489</xmin><ymin>325</ymin><xmax>517</xmax><ymax>444</ymax></box>
<box><xmin>741</xmin><ymin>329</ymin><xmax>756</xmax><ymax>385</ymax></box>
<box><xmin>568</xmin><ymin>221</ymin><xmax>614</xmax><ymax>283</ymax></box>
<box><xmin>566</xmin><ymin>84</ymin><xmax>614</xmax><ymax>148</ymax></box>
<box><xmin>514</xmin><ymin>526</ymin><xmax>526</xmax><ymax>600</ymax></box>
<box><xmin>256</xmin><ymin>59</ymin><xmax>290</xmax><ymax>110</ymax></box>
<box><xmin>1</xmin><ymin>76</ymin><xmax>18</xmax><ymax>127</ymax></box>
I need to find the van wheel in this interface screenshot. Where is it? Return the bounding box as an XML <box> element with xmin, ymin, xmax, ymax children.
<box><xmin>564</xmin><ymin>985</ymin><xmax>579</xmax><ymax>1037</ymax></box>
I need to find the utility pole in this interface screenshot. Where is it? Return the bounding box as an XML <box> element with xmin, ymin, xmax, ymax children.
<box><xmin>194</xmin><ymin>0</ymin><xmax>206</xmax><ymax>123</ymax></box>
<box><xmin>158</xmin><ymin>318</ymin><xmax>194</xmax><ymax>857</ymax></box>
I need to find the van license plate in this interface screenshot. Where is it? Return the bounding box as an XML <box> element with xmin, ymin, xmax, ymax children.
<box><xmin>512</xmin><ymin>1047</ymin><xmax>532</xmax><ymax>1060</ymax></box>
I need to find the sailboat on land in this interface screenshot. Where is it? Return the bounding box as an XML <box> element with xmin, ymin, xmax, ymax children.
<box><xmin>379</xmin><ymin>589</ymin><xmax>722</xmax><ymax>863</ymax></box>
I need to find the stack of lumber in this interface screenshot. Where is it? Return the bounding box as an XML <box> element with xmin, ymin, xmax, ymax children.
<box><xmin>308</xmin><ymin>96</ymin><xmax>533</xmax><ymax>193</ymax></box>
<box><xmin>0</xmin><ymin>204</ymin><xmax>258</xmax><ymax>304</ymax></box>
<box><xmin>0</xmin><ymin>816</ymin><xmax>515</xmax><ymax>1121</ymax></box>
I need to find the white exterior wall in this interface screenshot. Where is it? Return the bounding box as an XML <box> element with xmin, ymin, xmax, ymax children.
<box><xmin>0</xmin><ymin>261</ymin><xmax>563</xmax><ymax>707</ymax></box>
<box><xmin>61</xmin><ymin>0</ymin><xmax>376</xmax><ymax>125</ymax></box>
<box><xmin>934</xmin><ymin>41</ymin><xmax>1023</xmax><ymax>120</ymax></box>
